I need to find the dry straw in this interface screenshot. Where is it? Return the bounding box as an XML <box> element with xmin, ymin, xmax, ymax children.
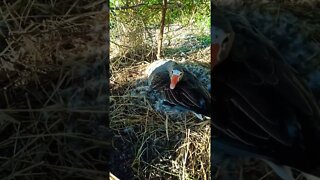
<box><xmin>110</xmin><ymin>6</ymin><xmax>211</xmax><ymax>178</ymax></box>
<box><xmin>1</xmin><ymin>1</ymin><xmax>109</xmax><ymax>179</ymax></box>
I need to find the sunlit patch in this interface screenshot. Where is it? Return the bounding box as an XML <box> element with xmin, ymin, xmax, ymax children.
<box><xmin>146</xmin><ymin>59</ymin><xmax>171</xmax><ymax>77</ymax></box>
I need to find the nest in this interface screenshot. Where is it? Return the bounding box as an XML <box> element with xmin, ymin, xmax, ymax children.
<box><xmin>109</xmin><ymin>14</ymin><xmax>211</xmax><ymax>179</ymax></box>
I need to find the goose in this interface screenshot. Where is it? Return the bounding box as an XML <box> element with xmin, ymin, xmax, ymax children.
<box><xmin>211</xmin><ymin>7</ymin><xmax>320</xmax><ymax>180</ymax></box>
<box><xmin>146</xmin><ymin>59</ymin><xmax>211</xmax><ymax>119</ymax></box>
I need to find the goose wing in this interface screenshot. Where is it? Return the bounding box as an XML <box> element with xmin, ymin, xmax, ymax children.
<box><xmin>164</xmin><ymin>70</ymin><xmax>211</xmax><ymax>116</ymax></box>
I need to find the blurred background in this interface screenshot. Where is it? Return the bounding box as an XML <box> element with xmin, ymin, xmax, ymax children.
<box><xmin>0</xmin><ymin>1</ymin><xmax>109</xmax><ymax>179</ymax></box>
<box><xmin>213</xmin><ymin>0</ymin><xmax>320</xmax><ymax>180</ymax></box>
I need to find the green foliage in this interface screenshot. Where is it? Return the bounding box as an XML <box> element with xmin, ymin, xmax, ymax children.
<box><xmin>110</xmin><ymin>0</ymin><xmax>210</xmax><ymax>57</ymax></box>
<box><xmin>169</xmin><ymin>0</ymin><xmax>210</xmax><ymax>26</ymax></box>
<box><xmin>196</xmin><ymin>34</ymin><xmax>211</xmax><ymax>46</ymax></box>
<box><xmin>110</xmin><ymin>0</ymin><xmax>210</xmax><ymax>31</ymax></box>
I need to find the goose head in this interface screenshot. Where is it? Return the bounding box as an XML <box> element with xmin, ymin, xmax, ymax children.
<box><xmin>168</xmin><ymin>65</ymin><xmax>184</xmax><ymax>89</ymax></box>
<box><xmin>146</xmin><ymin>59</ymin><xmax>185</xmax><ymax>90</ymax></box>
<box><xmin>212</xmin><ymin>12</ymin><xmax>235</xmax><ymax>66</ymax></box>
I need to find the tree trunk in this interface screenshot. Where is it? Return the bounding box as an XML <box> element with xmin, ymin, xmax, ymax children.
<box><xmin>157</xmin><ymin>0</ymin><xmax>168</xmax><ymax>59</ymax></box>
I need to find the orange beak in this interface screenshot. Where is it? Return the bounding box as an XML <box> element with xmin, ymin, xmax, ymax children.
<box><xmin>212</xmin><ymin>43</ymin><xmax>220</xmax><ymax>68</ymax></box>
<box><xmin>170</xmin><ymin>74</ymin><xmax>180</xmax><ymax>89</ymax></box>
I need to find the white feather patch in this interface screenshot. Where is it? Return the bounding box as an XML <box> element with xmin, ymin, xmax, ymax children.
<box><xmin>145</xmin><ymin>59</ymin><xmax>173</xmax><ymax>77</ymax></box>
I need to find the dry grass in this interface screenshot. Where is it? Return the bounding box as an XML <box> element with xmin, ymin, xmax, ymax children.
<box><xmin>2</xmin><ymin>0</ymin><xmax>318</xmax><ymax>179</ymax></box>
<box><xmin>109</xmin><ymin>9</ymin><xmax>211</xmax><ymax>178</ymax></box>
<box><xmin>109</xmin><ymin>57</ymin><xmax>211</xmax><ymax>179</ymax></box>
<box><xmin>0</xmin><ymin>0</ymin><xmax>109</xmax><ymax>179</ymax></box>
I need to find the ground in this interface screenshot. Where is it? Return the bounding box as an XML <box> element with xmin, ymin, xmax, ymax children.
<box><xmin>109</xmin><ymin>21</ymin><xmax>211</xmax><ymax>179</ymax></box>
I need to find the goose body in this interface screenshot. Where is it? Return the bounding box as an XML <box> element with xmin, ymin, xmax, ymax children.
<box><xmin>212</xmin><ymin>8</ymin><xmax>320</xmax><ymax>178</ymax></box>
<box><xmin>146</xmin><ymin>59</ymin><xmax>211</xmax><ymax>117</ymax></box>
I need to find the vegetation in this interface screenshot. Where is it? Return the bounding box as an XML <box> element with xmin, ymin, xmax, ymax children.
<box><xmin>109</xmin><ymin>0</ymin><xmax>211</xmax><ymax>179</ymax></box>
<box><xmin>1</xmin><ymin>0</ymin><xmax>318</xmax><ymax>179</ymax></box>
<box><xmin>0</xmin><ymin>1</ymin><xmax>109</xmax><ymax>179</ymax></box>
